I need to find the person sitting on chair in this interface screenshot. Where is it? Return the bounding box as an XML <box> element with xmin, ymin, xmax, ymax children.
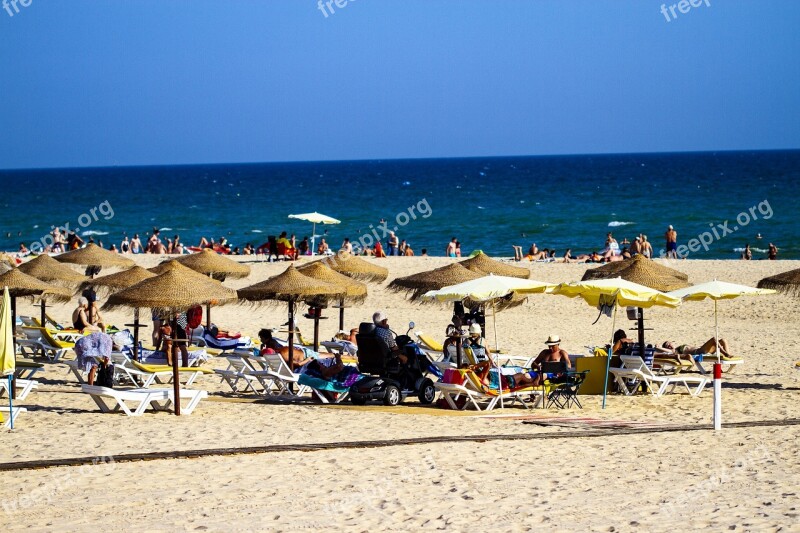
<box><xmin>372</xmin><ymin>310</ymin><xmax>406</xmax><ymax>363</ymax></box>
<box><xmin>72</xmin><ymin>297</ymin><xmax>101</xmax><ymax>333</ymax></box>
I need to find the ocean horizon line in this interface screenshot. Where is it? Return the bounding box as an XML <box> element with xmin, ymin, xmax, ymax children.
<box><xmin>2</xmin><ymin>147</ymin><xmax>800</xmax><ymax>173</ymax></box>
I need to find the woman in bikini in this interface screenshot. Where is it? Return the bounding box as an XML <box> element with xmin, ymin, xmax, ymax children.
<box><xmin>661</xmin><ymin>338</ymin><xmax>734</xmax><ymax>360</ymax></box>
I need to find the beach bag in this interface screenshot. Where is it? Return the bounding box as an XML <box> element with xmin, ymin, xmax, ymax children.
<box><xmin>96</xmin><ymin>361</ymin><xmax>115</xmax><ymax>388</ymax></box>
<box><xmin>186</xmin><ymin>306</ymin><xmax>203</xmax><ymax>329</ymax></box>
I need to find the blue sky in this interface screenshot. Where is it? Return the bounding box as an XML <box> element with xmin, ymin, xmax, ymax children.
<box><xmin>1</xmin><ymin>0</ymin><xmax>799</xmax><ymax>169</ymax></box>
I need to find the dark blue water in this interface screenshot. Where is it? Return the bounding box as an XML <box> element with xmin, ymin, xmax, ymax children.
<box><xmin>1</xmin><ymin>150</ymin><xmax>799</xmax><ymax>259</ymax></box>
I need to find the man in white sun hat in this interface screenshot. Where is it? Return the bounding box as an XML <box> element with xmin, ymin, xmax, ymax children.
<box><xmin>533</xmin><ymin>334</ymin><xmax>572</xmax><ymax>371</ymax></box>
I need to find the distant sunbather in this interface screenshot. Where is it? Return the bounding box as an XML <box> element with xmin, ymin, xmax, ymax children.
<box><xmin>661</xmin><ymin>339</ymin><xmax>734</xmax><ymax>359</ymax></box>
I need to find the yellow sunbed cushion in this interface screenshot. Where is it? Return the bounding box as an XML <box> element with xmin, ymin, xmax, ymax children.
<box><xmin>417</xmin><ymin>333</ymin><xmax>443</xmax><ymax>352</ymax></box>
<box><xmin>132</xmin><ymin>361</ymin><xmax>214</xmax><ymax>374</ymax></box>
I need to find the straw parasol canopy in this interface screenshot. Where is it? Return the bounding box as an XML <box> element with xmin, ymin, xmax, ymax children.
<box><xmin>79</xmin><ymin>266</ymin><xmax>156</xmax><ymax>297</ymax></box>
<box><xmin>326</xmin><ymin>253</ymin><xmax>389</xmax><ymax>283</ymax></box>
<box><xmin>582</xmin><ymin>255</ymin><xmax>690</xmax><ymax>292</ymax></box>
<box><xmin>0</xmin><ymin>269</ymin><xmax>72</xmax><ymax>302</ymax></box>
<box><xmin>173</xmin><ymin>248</ymin><xmax>250</xmax><ymax>281</ymax></box>
<box><xmin>148</xmin><ymin>260</ymin><xmax>216</xmax><ymax>278</ymax></box>
<box><xmin>55</xmin><ymin>243</ymin><xmax>135</xmax><ymax>269</ymax></box>
<box><xmin>17</xmin><ymin>254</ymin><xmax>87</xmax><ymax>285</ymax></box>
<box><xmin>297</xmin><ymin>262</ymin><xmax>367</xmax><ymax>304</ymax></box>
<box><xmin>388</xmin><ymin>263</ymin><xmax>483</xmax><ymax>301</ymax></box>
<box><xmin>238</xmin><ymin>265</ymin><xmax>345</xmax><ymax>304</ymax></box>
<box><xmin>583</xmin><ymin>255</ymin><xmax>689</xmax><ymax>284</ymax></box>
<box><xmin>459</xmin><ymin>252</ymin><xmax>530</xmax><ymax>279</ymax></box>
<box><xmin>758</xmin><ymin>267</ymin><xmax>800</xmax><ymax>298</ymax></box>
<box><xmin>103</xmin><ymin>268</ymin><xmax>238</xmax><ymax>314</ymax></box>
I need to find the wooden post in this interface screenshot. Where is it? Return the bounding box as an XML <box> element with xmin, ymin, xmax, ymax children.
<box><xmin>338</xmin><ymin>298</ymin><xmax>345</xmax><ymax>331</ymax></box>
<box><xmin>40</xmin><ymin>300</ymin><xmax>47</xmax><ymax>329</ymax></box>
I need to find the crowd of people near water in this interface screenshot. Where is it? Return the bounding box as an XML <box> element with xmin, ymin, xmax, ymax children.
<box><xmin>10</xmin><ymin>222</ymin><xmax>781</xmax><ymax>262</ymax></box>
<box><xmin>514</xmin><ymin>224</ymin><xmax>781</xmax><ymax>263</ymax></box>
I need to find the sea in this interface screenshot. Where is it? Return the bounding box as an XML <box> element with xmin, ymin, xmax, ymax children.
<box><xmin>1</xmin><ymin>150</ymin><xmax>799</xmax><ymax>259</ymax></box>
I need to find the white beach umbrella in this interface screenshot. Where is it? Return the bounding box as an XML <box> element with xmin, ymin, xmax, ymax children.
<box><xmin>288</xmin><ymin>212</ymin><xmax>341</xmax><ymax>256</ymax></box>
<box><xmin>667</xmin><ymin>280</ymin><xmax>775</xmax><ymax>362</ymax></box>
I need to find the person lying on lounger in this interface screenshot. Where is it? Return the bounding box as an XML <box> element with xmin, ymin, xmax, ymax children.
<box><xmin>258</xmin><ymin>328</ymin><xmax>315</xmax><ymax>367</ymax></box>
<box><xmin>660</xmin><ymin>338</ymin><xmax>734</xmax><ymax>360</ymax></box>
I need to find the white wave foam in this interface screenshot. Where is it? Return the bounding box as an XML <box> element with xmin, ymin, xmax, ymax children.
<box><xmin>251</xmin><ymin>229</ymin><xmax>263</xmax><ymax>233</ymax></box>
<box><xmin>608</xmin><ymin>221</ymin><xmax>634</xmax><ymax>227</ymax></box>
<box><xmin>733</xmin><ymin>247</ymin><xmax>767</xmax><ymax>253</ymax></box>
<box><xmin>160</xmin><ymin>227</ymin><xmax>173</xmax><ymax>232</ymax></box>
<box><xmin>81</xmin><ymin>230</ymin><xmax>109</xmax><ymax>236</ymax></box>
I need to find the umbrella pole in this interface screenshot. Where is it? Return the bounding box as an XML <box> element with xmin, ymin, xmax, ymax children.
<box><xmin>206</xmin><ymin>303</ymin><xmax>211</xmax><ymax>330</ymax></box>
<box><xmin>171</xmin><ymin>312</ymin><xmax>181</xmax><ymax>416</ymax></box>
<box><xmin>492</xmin><ymin>300</ymin><xmax>503</xmax><ymax>409</ymax></box>
<box><xmin>311</xmin><ymin>222</ymin><xmax>316</xmax><ymax>257</ymax></box>
<box><xmin>11</xmin><ymin>296</ymin><xmax>17</xmax><ymax>361</ymax></box>
<box><xmin>288</xmin><ymin>300</ymin><xmax>296</xmax><ymax>372</ymax></box>
<box><xmin>132</xmin><ymin>308</ymin><xmax>140</xmax><ymax>360</ymax></box>
<box><xmin>338</xmin><ymin>298</ymin><xmax>345</xmax><ymax>331</ymax></box>
<box><xmin>714</xmin><ymin>299</ymin><xmax>720</xmax><ymax>362</ymax></box>
<box><xmin>7</xmin><ymin>375</ymin><xmax>12</xmax><ymax>429</ymax></box>
<box><xmin>40</xmin><ymin>301</ymin><xmax>47</xmax><ymax>330</ymax></box>
<box><xmin>602</xmin><ymin>303</ymin><xmax>618</xmax><ymax>410</ymax></box>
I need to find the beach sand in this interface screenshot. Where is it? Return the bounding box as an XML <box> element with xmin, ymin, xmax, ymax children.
<box><xmin>2</xmin><ymin>256</ymin><xmax>799</xmax><ymax>532</ymax></box>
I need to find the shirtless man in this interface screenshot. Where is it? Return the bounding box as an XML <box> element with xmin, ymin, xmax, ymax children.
<box><xmin>641</xmin><ymin>235</ymin><xmax>653</xmax><ymax>258</ymax></box>
<box><xmin>446</xmin><ymin>237</ymin><xmax>457</xmax><ymax>257</ymax></box>
<box><xmin>665</xmin><ymin>225</ymin><xmax>678</xmax><ymax>259</ymax></box>
<box><xmin>629</xmin><ymin>237</ymin><xmax>641</xmax><ymax>255</ymax></box>
<box><xmin>477</xmin><ymin>334</ymin><xmax>571</xmax><ymax>389</ymax></box>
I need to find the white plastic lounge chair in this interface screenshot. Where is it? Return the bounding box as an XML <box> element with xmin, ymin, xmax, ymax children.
<box><xmin>261</xmin><ymin>353</ymin><xmax>309</xmax><ymax>397</ymax></box>
<box><xmin>17</xmin><ymin>327</ymin><xmax>72</xmax><ymax>362</ymax></box>
<box><xmin>0</xmin><ymin>377</ymin><xmax>39</xmax><ymax>401</ymax></box>
<box><xmin>1</xmin><ymin>406</ymin><xmax>27</xmax><ymax>428</ymax></box>
<box><xmin>214</xmin><ymin>356</ymin><xmax>274</xmax><ymax>395</ymax></box>
<box><xmin>434</xmin><ymin>370</ymin><xmax>542</xmax><ymax>411</ymax></box>
<box><xmin>81</xmin><ymin>385</ymin><xmax>208</xmax><ymax>416</ymax></box>
<box><xmin>691</xmin><ymin>354</ymin><xmax>745</xmax><ymax>375</ymax></box>
<box><xmin>611</xmin><ymin>356</ymin><xmax>708</xmax><ymax>397</ymax></box>
<box><xmin>14</xmin><ymin>360</ymin><xmax>44</xmax><ymax>379</ymax></box>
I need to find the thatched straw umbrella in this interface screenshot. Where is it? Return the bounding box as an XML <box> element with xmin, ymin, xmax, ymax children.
<box><xmin>56</xmin><ymin>244</ymin><xmax>134</xmax><ymax>322</ymax></box>
<box><xmin>582</xmin><ymin>255</ymin><xmax>690</xmax><ymax>282</ymax></box>
<box><xmin>18</xmin><ymin>254</ymin><xmax>87</xmax><ymax>327</ymax></box>
<box><xmin>460</xmin><ymin>252</ymin><xmax>530</xmax><ymax>279</ymax></box>
<box><xmin>171</xmin><ymin>249</ymin><xmax>250</xmax><ymax>328</ymax></box>
<box><xmin>104</xmin><ymin>268</ymin><xmax>237</xmax><ymax>415</ymax></box>
<box><xmin>388</xmin><ymin>263</ymin><xmax>483</xmax><ymax>301</ymax></box>
<box><xmin>582</xmin><ymin>255</ymin><xmax>690</xmax><ymax>349</ymax></box>
<box><xmin>0</xmin><ymin>269</ymin><xmax>71</xmax><ymax>347</ymax></box>
<box><xmin>237</xmin><ymin>265</ymin><xmax>344</xmax><ymax>369</ymax></box>
<box><xmin>326</xmin><ymin>253</ymin><xmax>389</xmax><ymax>283</ymax></box>
<box><xmin>297</xmin><ymin>262</ymin><xmax>367</xmax><ymax>349</ymax></box>
<box><xmin>80</xmin><ymin>266</ymin><xmax>156</xmax><ymax>358</ymax></box>
<box><xmin>757</xmin><ymin>267</ymin><xmax>800</xmax><ymax>298</ymax></box>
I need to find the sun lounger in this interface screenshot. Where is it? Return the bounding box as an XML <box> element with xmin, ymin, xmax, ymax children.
<box><xmin>14</xmin><ymin>360</ymin><xmax>44</xmax><ymax>379</ymax></box>
<box><xmin>81</xmin><ymin>385</ymin><xmax>208</xmax><ymax>416</ymax></box>
<box><xmin>260</xmin><ymin>353</ymin><xmax>309</xmax><ymax>397</ymax></box>
<box><xmin>0</xmin><ymin>377</ymin><xmax>39</xmax><ymax>401</ymax></box>
<box><xmin>214</xmin><ymin>356</ymin><xmax>275</xmax><ymax>395</ymax></box>
<box><xmin>691</xmin><ymin>354</ymin><xmax>745</xmax><ymax>375</ymax></box>
<box><xmin>434</xmin><ymin>369</ymin><xmax>542</xmax><ymax>411</ymax></box>
<box><xmin>0</xmin><ymin>406</ymin><xmax>27</xmax><ymax>428</ymax></box>
<box><xmin>17</xmin><ymin>326</ymin><xmax>73</xmax><ymax>362</ymax></box>
<box><xmin>297</xmin><ymin>374</ymin><xmax>350</xmax><ymax>404</ymax></box>
<box><xmin>610</xmin><ymin>356</ymin><xmax>708</xmax><ymax>397</ymax></box>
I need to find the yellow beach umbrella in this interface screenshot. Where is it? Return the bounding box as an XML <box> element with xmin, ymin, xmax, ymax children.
<box><xmin>423</xmin><ymin>275</ymin><xmax>552</xmax><ymax>405</ymax></box>
<box><xmin>551</xmin><ymin>277</ymin><xmax>682</xmax><ymax>408</ymax></box>
<box><xmin>1</xmin><ymin>287</ymin><xmax>15</xmax><ymax>428</ymax></box>
<box><xmin>667</xmin><ymin>280</ymin><xmax>775</xmax><ymax>362</ymax></box>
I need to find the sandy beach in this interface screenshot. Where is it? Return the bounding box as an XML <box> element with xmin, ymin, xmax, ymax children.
<box><xmin>2</xmin><ymin>256</ymin><xmax>799</xmax><ymax>532</ymax></box>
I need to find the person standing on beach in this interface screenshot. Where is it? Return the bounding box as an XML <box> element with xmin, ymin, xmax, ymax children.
<box><xmin>665</xmin><ymin>225</ymin><xmax>678</xmax><ymax>259</ymax></box>
<box><xmin>641</xmin><ymin>235</ymin><xmax>653</xmax><ymax>258</ymax></box>
<box><xmin>130</xmin><ymin>234</ymin><xmax>142</xmax><ymax>254</ymax></box>
<box><xmin>446</xmin><ymin>237</ymin><xmax>457</xmax><ymax>257</ymax></box>
<box><xmin>120</xmin><ymin>236</ymin><xmax>130</xmax><ymax>254</ymax></box>
<box><xmin>741</xmin><ymin>244</ymin><xmax>752</xmax><ymax>260</ymax></box>
<box><xmin>340</xmin><ymin>238</ymin><xmax>353</xmax><ymax>254</ymax></box>
<box><xmin>768</xmin><ymin>243</ymin><xmax>778</xmax><ymax>260</ymax></box>
<box><xmin>387</xmin><ymin>231</ymin><xmax>399</xmax><ymax>256</ymax></box>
